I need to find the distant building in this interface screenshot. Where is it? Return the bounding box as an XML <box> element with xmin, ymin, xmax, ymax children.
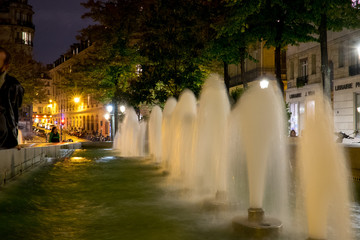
<box><xmin>0</xmin><ymin>0</ymin><xmax>34</xmax><ymax>55</ymax></box>
<box><xmin>32</xmin><ymin>71</ymin><xmax>54</xmax><ymax>128</ymax></box>
<box><xmin>286</xmin><ymin>29</ymin><xmax>360</xmax><ymax>136</ymax></box>
<box><xmin>49</xmin><ymin>42</ymin><xmax>112</xmax><ymax>140</ymax></box>
<box><xmin>0</xmin><ymin>0</ymin><xmax>35</xmax><ymax>133</ymax></box>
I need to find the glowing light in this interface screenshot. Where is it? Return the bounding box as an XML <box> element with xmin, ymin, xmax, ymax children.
<box><xmin>104</xmin><ymin>113</ymin><xmax>110</xmax><ymax>120</ymax></box>
<box><xmin>34</xmin><ymin>118</ymin><xmax>39</xmax><ymax>123</ymax></box>
<box><xmin>120</xmin><ymin>105</ymin><xmax>126</xmax><ymax>113</ymax></box>
<box><xmin>44</xmin><ymin>115</ymin><xmax>47</xmax><ymax>118</ymax></box>
<box><xmin>357</xmin><ymin>45</ymin><xmax>360</xmax><ymax>58</ymax></box>
<box><xmin>36</xmin><ymin>115</ymin><xmax>39</xmax><ymax>118</ymax></box>
<box><xmin>49</xmin><ymin>99</ymin><xmax>53</xmax><ymax>103</ymax></box>
<box><xmin>74</xmin><ymin>97</ymin><xmax>80</xmax><ymax>103</ymax></box>
<box><xmin>260</xmin><ymin>79</ymin><xmax>269</xmax><ymax>89</ymax></box>
<box><xmin>47</xmin><ymin>104</ymin><xmax>52</xmax><ymax>108</ymax></box>
<box><xmin>357</xmin><ymin>107</ymin><xmax>360</xmax><ymax>113</ymax></box>
<box><xmin>106</xmin><ymin>105</ymin><xmax>113</xmax><ymax>113</ymax></box>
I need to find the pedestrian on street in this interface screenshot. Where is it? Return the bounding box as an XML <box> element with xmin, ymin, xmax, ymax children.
<box><xmin>0</xmin><ymin>47</ymin><xmax>24</xmax><ymax>149</ymax></box>
<box><xmin>49</xmin><ymin>126</ymin><xmax>60</xmax><ymax>143</ymax></box>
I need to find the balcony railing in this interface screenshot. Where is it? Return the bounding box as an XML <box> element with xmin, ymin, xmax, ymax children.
<box><xmin>229</xmin><ymin>67</ymin><xmax>275</xmax><ymax>88</ymax></box>
<box><xmin>296</xmin><ymin>75</ymin><xmax>308</xmax><ymax>88</ymax></box>
<box><xmin>349</xmin><ymin>64</ymin><xmax>360</xmax><ymax>76</ymax></box>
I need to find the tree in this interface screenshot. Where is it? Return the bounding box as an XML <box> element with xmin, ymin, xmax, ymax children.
<box><xmin>137</xmin><ymin>0</ymin><xmax>212</xmax><ymax>101</ymax></box>
<box><xmin>1</xmin><ymin>43</ymin><xmax>46</xmax><ymax>105</ymax></box>
<box><xmin>63</xmin><ymin>0</ymin><xmax>149</xmax><ymax>134</ymax></box>
<box><xmin>204</xmin><ymin>0</ymin><xmax>260</xmax><ymax>91</ymax></box>
<box><xmin>305</xmin><ymin>0</ymin><xmax>360</xmax><ymax>99</ymax></box>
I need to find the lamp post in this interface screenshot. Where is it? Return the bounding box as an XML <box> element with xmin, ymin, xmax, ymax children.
<box><xmin>106</xmin><ymin>105</ymin><xmax>114</xmax><ymax>141</ymax></box>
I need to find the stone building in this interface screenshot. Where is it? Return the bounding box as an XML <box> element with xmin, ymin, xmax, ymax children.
<box><xmin>0</xmin><ymin>0</ymin><xmax>34</xmax><ymax>55</ymax></box>
<box><xmin>286</xmin><ymin>29</ymin><xmax>360</xmax><ymax>136</ymax></box>
<box><xmin>227</xmin><ymin>41</ymin><xmax>287</xmax><ymax>91</ymax></box>
<box><xmin>49</xmin><ymin>42</ymin><xmax>112</xmax><ymax>140</ymax></box>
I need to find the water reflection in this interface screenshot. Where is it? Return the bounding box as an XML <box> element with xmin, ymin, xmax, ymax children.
<box><xmin>0</xmin><ymin>149</ymin><xmax>359</xmax><ymax>240</ymax></box>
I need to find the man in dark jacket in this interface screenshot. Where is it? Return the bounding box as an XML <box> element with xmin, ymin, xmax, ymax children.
<box><xmin>0</xmin><ymin>47</ymin><xmax>24</xmax><ymax>149</ymax></box>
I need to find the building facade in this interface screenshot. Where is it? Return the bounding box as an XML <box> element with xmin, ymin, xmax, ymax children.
<box><xmin>227</xmin><ymin>41</ymin><xmax>287</xmax><ymax>91</ymax></box>
<box><xmin>48</xmin><ymin>43</ymin><xmax>112</xmax><ymax>139</ymax></box>
<box><xmin>286</xmin><ymin>29</ymin><xmax>360</xmax><ymax>136</ymax></box>
<box><xmin>0</xmin><ymin>0</ymin><xmax>34</xmax><ymax>55</ymax></box>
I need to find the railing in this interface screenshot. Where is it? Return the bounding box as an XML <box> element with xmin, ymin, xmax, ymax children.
<box><xmin>296</xmin><ymin>75</ymin><xmax>308</xmax><ymax>88</ymax></box>
<box><xmin>16</xmin><ymin>20</ymin><xmax>35</xmax><ymax>29</ymax></box>
<box><xmin>229</xmin><ymin>67</ymin><xmax>275</xmax><ymax>88</ymax></box>
<box><xmin>349</xmin><ymin>64</ymin><xmax>360</xmax><ymax>76</ymax></box>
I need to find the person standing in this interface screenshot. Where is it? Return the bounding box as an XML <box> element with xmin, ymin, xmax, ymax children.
<box><xmin>0</xmin><ymin>47</ymin><xmax>24</xmax><ymax>149</ymax></box>
<box><xmin>49</xmin><ymin>126</ymin><xmax>60</xmax><ymax>143</ymax></box>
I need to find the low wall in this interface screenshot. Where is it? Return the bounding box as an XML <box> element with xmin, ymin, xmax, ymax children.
<box><xmin>0</xmin><ymin>142</ymin><xmax>81</xmax><ymax>186</ymax></box>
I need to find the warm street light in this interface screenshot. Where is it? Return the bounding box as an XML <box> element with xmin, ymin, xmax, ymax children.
<box><xmin>260</xmin><ymin>79</ymin><xmax>269</xmax><ymax>89</ymax></box>
<box><xmin>106</xmin><ymin>105</ymin><xmax>113</xmax><ymax>113</ymax></box>
<box><xmin>120</xmin><ymin>105</ymin><xmax>126</xmax><ymax>113</ymax></box>
<box><xmin>74</xmin><ymin>97</ymin><xmax>80</xmax><ymax>103</ymax></box>
<box><xmin>104</xmin><ymin>113</ymin><xmax>110</xmax><ymax>120</ymax></box>
<box><xmin>49</xmin><ymin>99</ymin><xmax>53</xmax><ymax>103</ymax></box>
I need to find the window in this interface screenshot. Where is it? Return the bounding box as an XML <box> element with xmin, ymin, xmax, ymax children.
<box><xmin>21</xmin><ymin>31</ymin><xmax>32</xmax><ymax>45</ymax></box>
<box><xmin>290</xmin><ymin>61</ymin><xmax>294</xmax><ymax>79</ymax></box>
<box><xmin>311</xmin><ymin>54</ymin><xmax>316</xmax><ymax>74</ymax></box>
<box><xmin>299</xmin><ymin>58</ymin><xmax>308</xmax><ymax>77</ymax></box>
<box><xmin>339</xmin><ymin>45</ymin><xmax>345</xmax><ymax>68</ymax></box>
<box><xmin>356</xmin><ymin>93</ymin><xmax>360</xmax><ymax>132</ymax></box>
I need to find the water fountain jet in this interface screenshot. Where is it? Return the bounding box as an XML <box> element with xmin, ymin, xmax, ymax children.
<box><xmin>231</xmin><ymin>78</ymin><xmax>288</xmax><ymax>236</ymax></box>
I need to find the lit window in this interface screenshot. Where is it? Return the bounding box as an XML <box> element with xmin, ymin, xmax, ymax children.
<box><xmin>21</xmin><ymin>32</ymin><xmax>31</xmax><ymax>45</ymax></box>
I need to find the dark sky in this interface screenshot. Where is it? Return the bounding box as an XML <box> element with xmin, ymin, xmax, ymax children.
<box><xmin>28</xmin><ymin>0</ymin><xmax>93</xmax><ymax>64</ymax></box>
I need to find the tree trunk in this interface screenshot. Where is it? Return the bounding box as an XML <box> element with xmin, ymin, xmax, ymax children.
<box><xmin>319</xmin><ymin>13</ymin><xmax>331</xmax><ymax>100</ymax></box>
<box><xmin>240</xmin><ymin>48</ymin><xmax>247</xmax><ymax>89</ymax></box>
<box><xmin>112</xmin><ymin>99</ymin><xmax>119</xmax><ymax>141</ymax></box>
<box><xmin>275</xmin><ymin>46</ymin><xmax>284</xmax><ymax>96</ymax></box>
<box><xmin>224</xmin><ymin>61</ymin><xmax>230</xmax><ymax>92</ymax></box>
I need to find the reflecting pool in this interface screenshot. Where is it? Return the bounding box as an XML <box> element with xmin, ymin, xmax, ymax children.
<box><xmin>0</xmin><ymin>148</ymin><xmax>359</xmax><ymax>240</ymax></box>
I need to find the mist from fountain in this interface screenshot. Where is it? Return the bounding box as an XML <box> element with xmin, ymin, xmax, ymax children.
<box><xmin>230</xmin><ymin>79</ymin><xmax>290</xmax><ymax>223</ymax></box>
<box><xmin>161</xmin><ymin>97</ymin><xmax>177</xmax><ymax>170</ymax></box>
<box><xmin>167</xmin><ymin>90</ymin><xmax>197</xmax><ymax>188</ymax></box>
<box><xmin>113</xmin><ymin>107</ymin><xmax>146</xmax><ymax>157</ymax></box>
<box><xmin>115</xmin><ymin>74</ymin><xmax>354</xmax><ymax>240</ymax></box>
<box><xmin>191</xmin><ymin>74</ymin><xmax>230</xmax><ymax>199</ymax></box>
<box><xmin>297</xmin><ymin>93</ymin><xmax>353</xmax><ymax>240</ymax></box>
<box><xmin>148</xmin><ymin>105</ymin><xmax>163</xmax><ymax>163</ymax></box>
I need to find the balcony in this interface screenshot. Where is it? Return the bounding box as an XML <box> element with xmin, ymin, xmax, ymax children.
<box><xmin>349</xmin><ymin>64</ymin><xmax>360</xmax><ymax>76</ymax></box>
<box><xmin>229</xmin><ymin>67</ymin><xmax>276</xmax><ymax>88</ymax></box>
<box><xmin>296</xmin><ymin>75</ymin><xmax>308</xmax><ymax>88</ymax></box>
<box><xmin>16</xmin><ymin>21</ymin><xmax>35</xmax><ymax>29</ymax></box>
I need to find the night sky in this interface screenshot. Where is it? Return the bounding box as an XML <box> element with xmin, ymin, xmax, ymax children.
<box><xmin>28</xmin><ymin>0</ymin><xmax>93</xmax><ymax>64</ymax></box>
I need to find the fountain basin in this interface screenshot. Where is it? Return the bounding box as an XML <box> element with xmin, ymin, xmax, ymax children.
<box><xmin>232</xmin><ymin>208</ymin><xmax>282</xmax><ymax>238</ymax></box>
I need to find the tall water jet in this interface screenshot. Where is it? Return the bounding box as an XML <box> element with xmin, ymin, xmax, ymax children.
<box><xmin>297</xmin><ymin>93</ymin><xmax>353</xmax><ymax>240</ymax></box>
<box><xmin>113</xmin><ymin>107</ymin><xmax>143</xmax><ymax>157</ymax></box>
<box><xmin>168</xmin><ymin>90</ymin><xmax>197</xmax><ymax>187</ymax></box>
<box><xmin>161</xmin><ymin>97</ymin><xmax>177</xmax><ymax>170</ymax></box>
<box><xmin>148</xmin><ymin>105</ymin><xmax>162</xmax><ymax>163</ymax></box>
<box><xmin>192</xmin><ymin>74</ymin><xmax>230</xmax><ymax>200</ymax></box>
<box><xmin>232</xmin><ymin>78</ymin><xmax>288</xmax><ymax>236</ymax></box>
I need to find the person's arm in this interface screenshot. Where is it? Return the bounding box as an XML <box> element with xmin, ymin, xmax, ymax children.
<box><xmin>49</xmin><ymin>132</ymin><xmax>53</xmax><ymax>142</ymax></box>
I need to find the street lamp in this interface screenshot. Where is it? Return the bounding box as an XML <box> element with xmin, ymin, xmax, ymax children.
<box><xmin>106</xmin><ymin>105</ymin><xmax>113</xmax><ymax>113</ymax></box>
<box><xmin>260</xmin><ymin>79</ymin><xmax>269</xmax><ymax>89</ymax></box>
<box><xmin>120</xmin><ymin>105</ymin><xmax>126</xmax><ymax>113</ymax></box>
<box><xmin>74</xmin><ymin>97</ymin><xmax>80</xmax><ymax>103</ymax></box>
<box><xmin>106</xmin><ymin>105</ymin><xmax>114</xmax><ymax>141</ymax></box>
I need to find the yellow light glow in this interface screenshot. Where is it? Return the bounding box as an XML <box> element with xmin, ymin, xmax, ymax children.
<box><xmin>49</xmin><ymin>99</ymin><xmax>53</xmax><ymax>103</ymax></box>
<box><xmin>44</xmin><ymin>115</ymin><xmax>47</xmax><ymax>118</ymax></box>
<box><xmin>47</xmin><ymin>104</ymin><xmax>52</xmax><ymax>108</ymax></box>
<box><xmin>74</xmin><ymin>97</ymin><xmax>80</xmax><ymax>103</ymax></box>
<box><xmin>104</xmin><ymin>113</ymin><xmax>110</xmax><ymax>120</ymax></box>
